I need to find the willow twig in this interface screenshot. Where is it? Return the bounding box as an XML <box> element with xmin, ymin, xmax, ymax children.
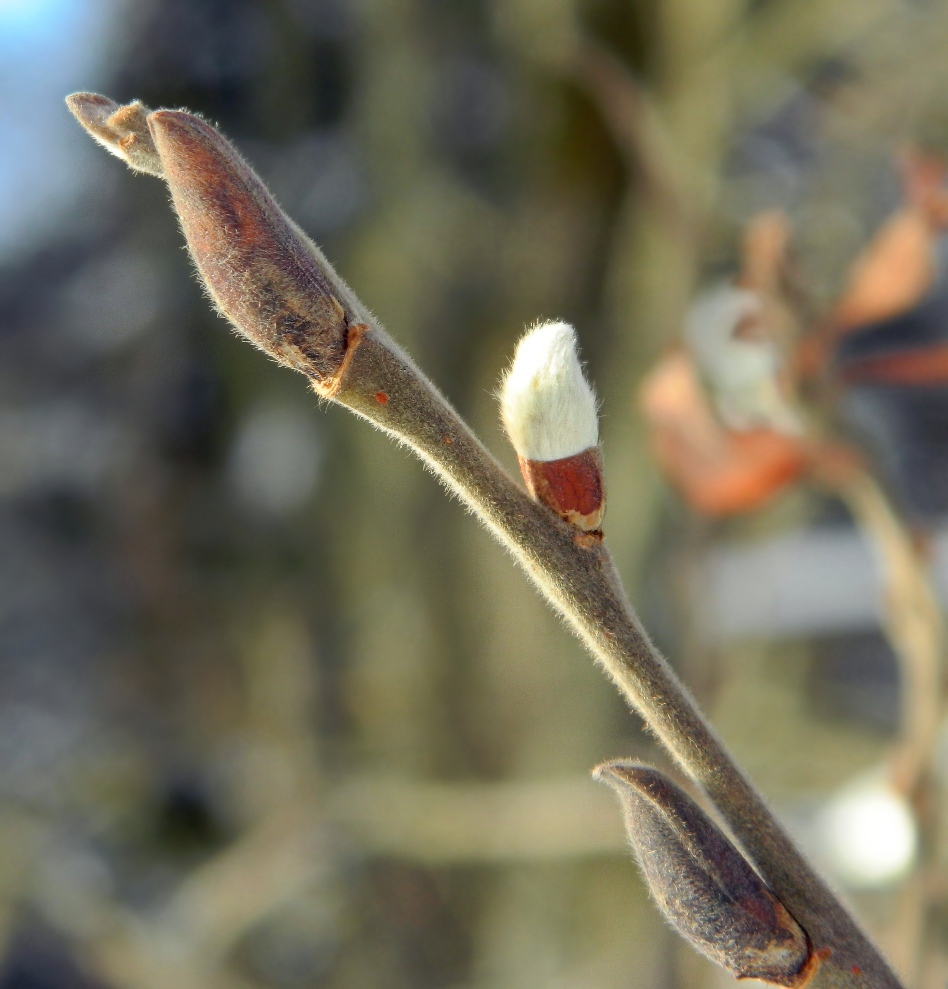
<box><xmin>66</xmin><ymin>93</ymin><xmax>904</xmax><ymax>989</ymax></box>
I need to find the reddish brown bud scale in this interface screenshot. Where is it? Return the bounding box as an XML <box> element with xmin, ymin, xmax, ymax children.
<box><xmin>518</xmin><ymin>447</ymin><xmax>604</xmax><ymax>531</ymax></box>
<box><xmin>146</xmin><ymin>110</ymin><xmax>351</xmax><ymax>383</ymax></box>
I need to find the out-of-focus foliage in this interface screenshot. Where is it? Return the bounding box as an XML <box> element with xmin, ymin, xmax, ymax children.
<box><xmin>5</xmin><ymin>1</ymin><xmax>948</xmax><ymax>987</ymax></box>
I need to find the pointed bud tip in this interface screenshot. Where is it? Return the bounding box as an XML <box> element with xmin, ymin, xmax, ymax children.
<box><xmin>147</xmin><ymin>108</ymin><xmax>199</xmax><ymax>128</ymax></box>
<box><xmin>593</xmin><ymin>760</ymin><xmax>647</xmax><ymax>786</ymax></box>
<box><xmin>66</xmin><ymin>91</ymin><xmax>115</xmax><ymax>121</ymax></box>
<box><xmin>146</xmin><ymin>110</ymin><xmax>231</xmax><ymax>193</ymax></box>
<box><xmin>146</xmin><ymin>109</ymin><xmax>216</xmax><ymax>158</ymax></box>
<box><xmin>500</xmin><ymin>320</ymin><xmax>599</xmax><ymax>462</ymax></box>
<box><xmin>66</xmin><ymin>92</ymin><xmax>163</xmax><ymax>177</ymax></box>
<box><xmin>596</xmin><ymin>761</ymin><xmax>811</xmax><ymax>986</ymax></box>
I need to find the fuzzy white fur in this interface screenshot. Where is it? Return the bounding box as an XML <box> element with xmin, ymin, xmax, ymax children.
<box><xmin>499</xmin><ymin>321</ymin><xmax>599</xmax><ymax>461</ymax></box>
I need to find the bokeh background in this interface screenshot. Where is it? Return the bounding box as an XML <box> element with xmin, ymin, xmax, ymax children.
<box><xmin>6</xmin><ymin>0</ymin><xmax>948</xmax><ymax>987</ymax></box>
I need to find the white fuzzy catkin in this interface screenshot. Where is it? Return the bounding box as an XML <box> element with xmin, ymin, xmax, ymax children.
<box><xmin>500</xmin><ymin>321</ymin><xmax>599</xmax><ymax>462</ymax></box>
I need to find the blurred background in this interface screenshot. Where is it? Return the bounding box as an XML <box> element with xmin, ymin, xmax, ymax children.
<box><xmin>5</xmin><ymin>0</ymin><xmax>948</xmax><ymax>987</ymax></box>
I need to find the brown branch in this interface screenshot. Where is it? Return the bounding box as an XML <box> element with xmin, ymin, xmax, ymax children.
<box><xmin>567</xmin><ymin>36</ymin><xmax>692</xmax><ymax>233</ymax></box>
<box><xmin>322</xmin><ymin>293</ymin><xmax>895</xmax><ymax>989</ymax></box>
<box><xmin>67</xmin><ymin>93</ymin><xmax>905</xmax><ymax>989</ymax></box>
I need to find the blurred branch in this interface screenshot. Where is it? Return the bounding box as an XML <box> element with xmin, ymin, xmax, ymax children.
<box><xmin>161</xmin><ymin>803</ymin><xmax>325</xmax><ymax>963</ymax></box>
<box><xmin>34</xmin><ymin>778</ymin><xmax>624</xmax><ymax>989</ymax></box>
<box><xmin>329</xmin><ymin>775</ymin><xmax>623</xmax><ymax>862</ymax></box>
<box><xmin>821</xmin><ymin>467</ymin><xmax>944</xmax><ymax>983</ymax></box>
<box><xmin>568</xmin><ymin>36</ymin><xmax>692</xmax><ymax>236</ymax></box>
<box><xmin>831</xmin><ymin>470</ymin><xmax>943</xmax><ymax>798</ymax></box>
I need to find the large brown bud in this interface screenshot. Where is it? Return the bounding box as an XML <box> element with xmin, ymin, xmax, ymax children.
<box><xmin>146</xmin><ymin>109</ymin><xmax>354</xmax><ymax>383</ymax></box>
<box><xmin>67</xmin><ymin>93</ymin><xmax>359</xmax><ymax>386</ymax></box>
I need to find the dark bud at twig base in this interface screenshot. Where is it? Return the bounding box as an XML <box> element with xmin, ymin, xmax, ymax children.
<box><xmin>147</xmin><ymin>110</ymin><xmax>351</xmax><ymax>383</ymax></box>
<box><xmin>66</xmin><ymin>93</ymin><xmax>163</xmax><ymax>177</ymax></box>
<box><xmin>594</xmin><ymin>762</ymin><xmax>811</xmax><ymax>986</ymax></box>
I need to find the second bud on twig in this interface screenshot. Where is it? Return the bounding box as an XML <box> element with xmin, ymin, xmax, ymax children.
<box><xmin>499</xmin><ymin>321</ymin><xmax>605</xmax><ymax>532</ymax></box>
<box><xmin>595</xmin><ymin>762</ymin><xmax>813</xmax><ymax>986</ymax></box>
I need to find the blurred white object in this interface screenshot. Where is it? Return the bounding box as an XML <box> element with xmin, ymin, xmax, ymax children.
<box><xmin>698</xmin><ymin>526</ymin><xmax>879</xmax><ymax>639</ymax></box>
<box><xmin>228</xmin><ymin>402</ymin><xmax>322</xmax><ymax>516</ymax></box>
<box><xmin>686</xmin><ymin>284</ymin><xmax>802</xmax><ymax>435</ymax></box>
<box><xmin>814</xmin><ymin>771</ymin><xmax>917</xmax><ymax>889</ymax></box>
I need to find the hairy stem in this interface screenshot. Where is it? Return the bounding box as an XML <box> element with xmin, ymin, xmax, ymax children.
<box><xmin>324</xmin><ymin>326</ymin><xmax>899</xmax><ymax>989</ymax></box>
<box><xmin>67</xmin><ymin>94</ymin><xmax>904</xmax><ymax>989</ymax></box>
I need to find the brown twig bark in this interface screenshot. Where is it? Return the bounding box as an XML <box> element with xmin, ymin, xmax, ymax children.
<box><xmin>67</xmin><ymin>93</ymin><xmax>904</xmax><ymax>989</ymax></box>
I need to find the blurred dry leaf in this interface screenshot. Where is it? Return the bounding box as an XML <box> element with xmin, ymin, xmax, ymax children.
<box><xmin>640</xmin><ymin>348</ymin><xmax>807</xmax><ymax>516</ymax></box>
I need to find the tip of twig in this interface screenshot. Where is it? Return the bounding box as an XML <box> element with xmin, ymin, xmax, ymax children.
<box><xmin>591</xmin><ymin>760</ymin><xmax>638</xmax><ymax>787</ymax></box>
<box><xmin>66</xmin><ymin>92</ymin><xmax>164</xmax><ymax>177</ymax></box>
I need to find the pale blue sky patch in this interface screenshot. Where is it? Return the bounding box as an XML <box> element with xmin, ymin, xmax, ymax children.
<box><xmin>0</xmin><ymin>0</ymin><xmax>127</xmax><ymax>258</ymax></box>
